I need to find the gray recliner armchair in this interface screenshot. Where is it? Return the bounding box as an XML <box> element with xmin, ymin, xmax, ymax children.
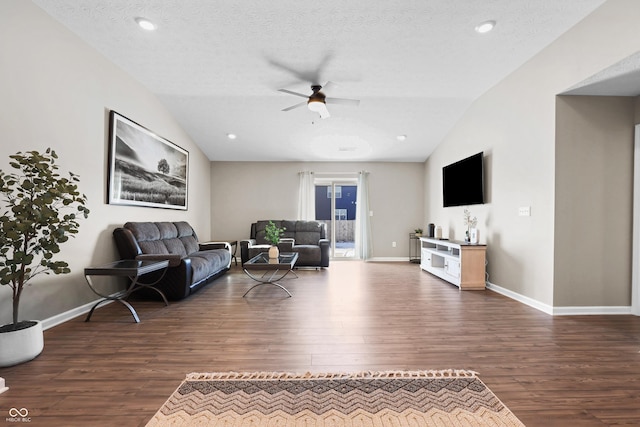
<box><xmin>240</xmin><ymin>220</ymin><xmax>330</xmax><ymax>268</ymax></box>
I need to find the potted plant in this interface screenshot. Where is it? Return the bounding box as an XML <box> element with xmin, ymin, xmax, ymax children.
<box><xmin>264</xmin><ymin>221</ymin><xmax>285</xmax><ymax>259</ymax></box>
<box><xmin>0</xmin><ymin>149</ymin><xmax>89</xmax><ymax>367</ymax></box>
<box><xmin>414</xmin><ymin>228</ymin><xmax>423</xmax><ymax>237</ymax></box>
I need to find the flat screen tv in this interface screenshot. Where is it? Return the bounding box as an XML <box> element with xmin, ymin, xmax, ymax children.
<box><xmin>442</xmin><ymin>152</ymin><xmax>484</xmax><ymax>207</ymax></box>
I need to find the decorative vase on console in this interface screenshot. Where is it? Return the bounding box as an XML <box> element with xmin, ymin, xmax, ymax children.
<box><xmin>463</xmin><ymin>208</ymin><xmax>478</xmax><ymax>244</ymax></box>
<box><xmin>469</xmin><ymin>228</ymin><xmax>479</xmax><ymax>244</ymax></box>
<box><xmin>264</xmin><ymin>221</ymin><xmax>285</xmax><ymax>259</ymax></box>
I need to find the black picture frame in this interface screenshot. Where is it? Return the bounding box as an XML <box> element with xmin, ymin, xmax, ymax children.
<box><xmin>108</xmin><ymin>111</ymin><xmax>188</xmax><ymax>210</ymax></box>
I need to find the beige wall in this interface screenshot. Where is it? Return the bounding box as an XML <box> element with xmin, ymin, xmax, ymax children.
<box><xmin>424</xmin><ymin>0</ymin><xmax>640</xmax><ymax>308</ymax></box>
<box><xmin>0</xmin><ymin>1</ymin><xmax>212</xmax><ymax>325</ymax></box>
<box><xmin>554</xmin><ymin>96</ymin><xmax>636</xmax><ymax>306</ymax></box>
<box><xmin>210</xmin><ymin>161</ymin><xmax>424</xmax><ymax>258</ymax></box>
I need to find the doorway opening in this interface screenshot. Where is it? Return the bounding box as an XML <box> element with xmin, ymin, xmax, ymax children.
<box><xmin>315</xmin><ymin>179</ymin><xmax>357</xmax><ymax>259</ymax></box>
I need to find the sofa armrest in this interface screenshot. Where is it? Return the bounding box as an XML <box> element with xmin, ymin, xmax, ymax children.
<box><xmin>278</xmin><ymin>238</ymin><xmax>295</xmax><ymax>252</ymax></box>
<box><xmin>198</xmin><ymin>241</ymin><xmax>232</xmax><ymax>269</ymax></box>
<box><xmin>240</xmin><ymin>239</ymin><xmax>257</xmax><ymax>264</ymax></box>
<box><xmin>319</xmin><ymin>239</ymin><xmax>330</xmax><ymax>267</ymax></box>
<box><xmin>199</xmin><ymin>241</ymin><xmax>232</xmax><ymax>252</ymax></box>
<box><xmin>135</xmin><ymin>253</ymin><xmax>183</xmax><ymax>267</ymax></box>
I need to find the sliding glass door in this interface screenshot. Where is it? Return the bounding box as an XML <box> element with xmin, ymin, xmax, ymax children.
<box><xmin>315</xmin><ymin>180</ymin><xmax>357</xmax><ymax>258</ymax></box>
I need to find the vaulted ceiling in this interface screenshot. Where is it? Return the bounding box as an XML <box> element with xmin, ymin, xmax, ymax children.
<box><xmin>33</xmin><ymin>0</ymin><xmax>606</xmax><ymax>162</ymax></box>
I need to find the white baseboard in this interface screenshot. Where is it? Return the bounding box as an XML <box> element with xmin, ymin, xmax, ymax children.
<box><xmin>367</xmin><ymin>257</ymin><xmax>409</xmax><ymax>262</ymax></box>
<box><xmin>486</xmin><ymin>282</ymin><xmax>554</xmax><ymax>314</ymax></box>
<box><xmin>486</xmin><ymin>281</ymin><xmax>634</xmax><ymax>316</ymax></box>
<box><xmin>41</xmin><ymin>297</ymin><xmax>115</xmax><ymax>331</ymax></box>
<box><xmin>552</xmin><ymin>306</ymin><xmax>633</xmax><ymax>315</ymax></box>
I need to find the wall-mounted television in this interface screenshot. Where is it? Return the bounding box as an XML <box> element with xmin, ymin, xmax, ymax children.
<box><xmin>442</xmin><ymin>152</ymin><xmax>485</xmax><ymax>207</ymax></box>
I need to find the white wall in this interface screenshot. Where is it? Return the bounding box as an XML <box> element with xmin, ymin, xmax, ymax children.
<box><xmin>424</xmin><ymin>0</ymin><xmax>640</xmax><ymax>307</ymax></box>
<box><xmin>0</xmin><ymin>1</ymin><xmax>212</xmax><ymax>325</ymax></box>
<box><xmin>210</xmin><ymin>161</ymin><xmax>424</xmax><ymax>259</ymax></box>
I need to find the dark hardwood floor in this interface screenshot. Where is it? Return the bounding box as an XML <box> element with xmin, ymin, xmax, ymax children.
<box><xmin>1</xmin><ymin>261</ymin><xmax>640</xmax><ymax>426</ymax></box>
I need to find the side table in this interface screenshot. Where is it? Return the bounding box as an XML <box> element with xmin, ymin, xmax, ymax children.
<box><xmin>409</xmin><ymin>233</ymin><xmax>421</xmax><ymax>263</ymax></box>
<box><xmin>84</xmin><ymin>259</ymin><xmax>169</xmax><ymax>323</ymax></box>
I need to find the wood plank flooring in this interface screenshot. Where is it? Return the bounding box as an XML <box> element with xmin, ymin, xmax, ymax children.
<box><xmin>1</xmin><ymin>261</ymin><xmax>640</xmax><ymax>426</ymax></box>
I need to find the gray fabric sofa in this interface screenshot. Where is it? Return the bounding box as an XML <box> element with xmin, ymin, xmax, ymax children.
<box><xmin>113</xmin><ymin>221</ymin><xmax>232</xmax><ymax>300</ymax></box>
<box><xmin>240</xmin><ymin>220</ymin><xmax>330</xmax><ymax>268</ymax></box>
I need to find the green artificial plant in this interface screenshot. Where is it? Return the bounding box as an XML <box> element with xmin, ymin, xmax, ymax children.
<box><xmin>0</xmin><ymin>149</ymin><xmax>90</xmax><ymax>330</ymax></box>
<box><xmin>264</xmin><ymin>221</ymin><xmax>285</xmax><ymax>246</ymax></box>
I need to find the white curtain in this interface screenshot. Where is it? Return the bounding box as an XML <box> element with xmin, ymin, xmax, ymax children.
<box><xmin>355</xmin><ymin>171</ymin><xmax>372</xmax><ymax>260</ymax></box>
<box><xmin>297</xmin><ymin>171</ymin><xmax>315</xmax><ymax>220</ymax></box>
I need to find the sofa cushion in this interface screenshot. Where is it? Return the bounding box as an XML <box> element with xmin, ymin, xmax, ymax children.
<box><xmin>138</xmin><ymin>239</ymin><xmax>170</xmax><ymax>255</ymax></box>
<box><xmin>175</xmin><ymin>221</ymin><xmax>200</xmax><ymax>254</ymax></box>
<box><xmin>125</xmin><ymin>221</ymin><xmax>204</xmax><ymax>257</ymax></box>
<box><xmin>155</xmin><ymin>222</ymin><xmax>177</xmax><ymax>239</ymax></box>
<box><xmin>281</xmin><ymin>220</ymin><xmax>297</xmax><ymax>240</ymax></box>
<box><xmin>126</xmin><ymin>222</ymin><xmax>161</xmax><ymax>241</ymax></box>
<box><xmin>295</xmin><ymin>221</ymin><xmax>323</xmax><ymax>245</ymax></box>
<box><xmin>125</xmin><ymin>223</ymin><xmax>168</xmax><ymax>255</ymax></box>
<box><xmin>154</xmin><ymin>222</ymin><xmax>191</xmax><ymax>257</ymax></box>
<box><xmin>188</xmin><ymin>255</ymin><xmax>213</xmax><ymax>284</ymax></box>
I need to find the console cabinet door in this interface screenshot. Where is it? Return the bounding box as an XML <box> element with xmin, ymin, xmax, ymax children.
<box><xmin>444</xmin><ymin>259</ymin><xmax>461</xmax><ymax>279</ymax></box>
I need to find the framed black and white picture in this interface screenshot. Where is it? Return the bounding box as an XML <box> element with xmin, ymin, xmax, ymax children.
<box><xmin>108</xmin><ymin>111</ymin><xmax>188</xmax><ymax>210</ymax></box>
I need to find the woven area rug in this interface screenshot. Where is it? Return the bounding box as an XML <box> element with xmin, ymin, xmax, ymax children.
<box><xmin>146</xmin><ymin>370</ymin><xmax>524</xmax><ymax>427</ymax></box>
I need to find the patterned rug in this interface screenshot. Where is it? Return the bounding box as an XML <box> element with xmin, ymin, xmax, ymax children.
<box><xmin>146</xmin><ymin>370</ymin><xmax>525</xmax><ymax>426</ymax></box>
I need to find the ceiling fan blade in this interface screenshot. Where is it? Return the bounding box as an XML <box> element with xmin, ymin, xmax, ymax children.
<box><xmin>282</xmin><ymin>101</ymin><xmax>307</xmax><ymax>112</ymax></box>
<box><xmin>267</xmin><ymin>52</ymin><xmax>334</xmax><ymax>85</ymax></box>
<box><xmin>325</xmin><ymin>97</ymin><xmax>360</xmax><ymax>106</ymax></box>
<box><xmin>278</xmin><ymin>88</ymin><xmax>309</xmax><ymax>98</ymax></box>
<box><xmin>322</xmin><ymin>81</ymin><xmax>337</xmax><ymax>93</ymax></box>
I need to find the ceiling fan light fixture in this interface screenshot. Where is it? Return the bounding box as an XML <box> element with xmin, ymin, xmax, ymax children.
<box><xmin>475</xmin><ymin>20</ymin><xmax>496</xmax><ymax>34</ymax></box>
<box><xmin>308</xmin><ymin>99</ymin><xmax>330</xmax><ymax>118</ymax></box>
<box><xmin>135</xmin><ymin>17</ymin><xmax>157</xmax><ymax>31</ymax></box>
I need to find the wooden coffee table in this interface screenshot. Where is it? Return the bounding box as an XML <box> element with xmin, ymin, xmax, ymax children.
<box><xmin>242</xmin><ymin>252</ymin><xmax>298</xmax><ymax>297</ymax></box>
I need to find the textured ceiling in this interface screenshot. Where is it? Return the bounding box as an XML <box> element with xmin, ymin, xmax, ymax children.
<box><xmin>564</xmin><ymin>51</ymin><xmax>640</xmax><ymax>96</ymax></box>
<box><xmin>33</xmin><ymin>0</ymin><xmax>606</xmax><ymax>162</ymax></box>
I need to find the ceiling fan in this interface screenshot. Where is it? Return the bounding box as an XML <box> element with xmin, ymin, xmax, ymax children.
<box><xmin>278</xmin><ymin>82</ymin><xmax>360</xmax><ymax>119</ymax></box>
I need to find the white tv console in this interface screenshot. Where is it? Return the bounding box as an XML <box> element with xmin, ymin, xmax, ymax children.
<box><xmin>419</xmin><ymin>237</ymin><xmax>486</xmax><ymax>290</ymax></box>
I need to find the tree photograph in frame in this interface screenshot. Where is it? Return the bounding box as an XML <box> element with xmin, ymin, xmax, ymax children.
<box><xmin>108</xmin><ymin>111</ymin><xmax>188</xmax><ymax>210</ymax></box>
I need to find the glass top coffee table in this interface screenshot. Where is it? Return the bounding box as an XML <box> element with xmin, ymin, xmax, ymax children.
<box><xmin>242</xmin><ymin>252</ymin><xmax>298</xmax><ymax>297</ymax></box>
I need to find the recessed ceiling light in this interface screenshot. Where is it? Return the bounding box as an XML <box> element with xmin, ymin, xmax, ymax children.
<box><xmin>226</xmin><ymin>133</ymin><xmax>237</xmax><ymax>140</ymax></box>
<box><xmin>135</xmin><ymin>17</ymin><xmax>156</xmax><ymax>31</ymax></box>
<box><xmin>396</xmin><ymin>135</ymin><xmax>407</xmax><ymax>142</ymax></box>
<box><xmin>475</xmin><ymin>20</ymin><xmax>496</xmax><ymax>34</ymax></box>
